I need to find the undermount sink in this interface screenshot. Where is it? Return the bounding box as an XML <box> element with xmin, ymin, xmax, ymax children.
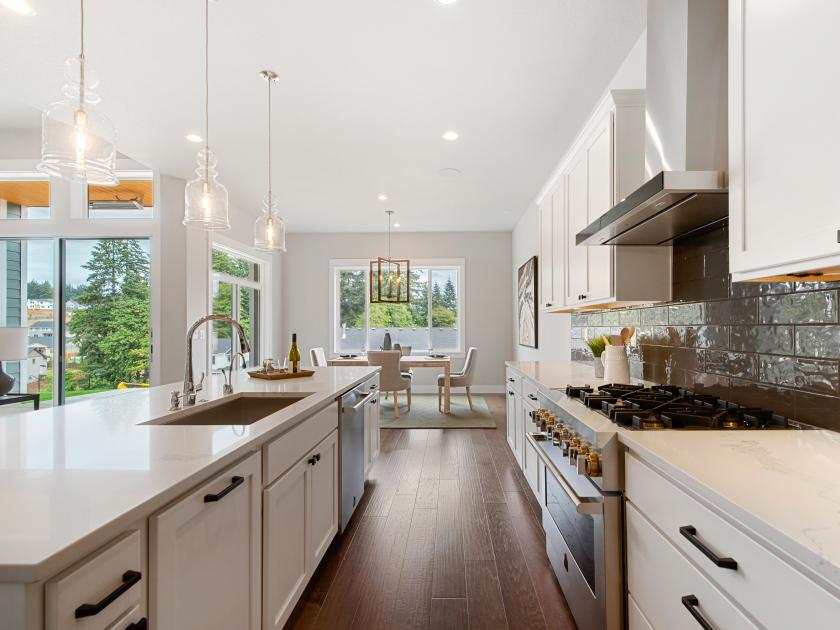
<box><xmin>143</xmin><ymin>393</ymin><xmax>313</xmax><ymax>426</ymax></box>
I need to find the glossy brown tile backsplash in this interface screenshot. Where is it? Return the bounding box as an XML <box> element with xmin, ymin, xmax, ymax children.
<box><xmin>570</xmin><ymin>225</ymin><xmax>840</xmax><ymax>431</ymax></box>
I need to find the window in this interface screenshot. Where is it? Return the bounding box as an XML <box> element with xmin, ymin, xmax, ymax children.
<box><xmin>87</xmin><ymin>172</ymin><xmax>154</xmax><ymax>219</ymax></box>
<box><xmin>332</xmin><ymin>259</ymin><xmax>463</xmax><ymax>354</ymax></box>
<box><xmin>211</xmin><ymin>246</ymin><xmax>263</xmax><ymax>372</ymax></box>
<box><xmin>0</xmin><ymin>179</ymin><xmax>50</xmax><ymax>219</ymax></box>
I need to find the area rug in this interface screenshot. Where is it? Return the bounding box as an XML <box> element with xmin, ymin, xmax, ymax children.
<box><xmin>379</xmin><ymin>393</ymin><xmax>496</xmax><ymax>429</ymax></box>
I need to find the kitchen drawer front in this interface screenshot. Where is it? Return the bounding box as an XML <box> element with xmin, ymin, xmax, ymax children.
<box><xmin>264</xmin><ymin>402</ymin><xmax>338</xmax><ymax>485</ymax></box>
<box><xmin>523</xmin><ymin>436</ymin><xmax>540</xmax><ymax>499</ymax></box>
<box><xmin>628</xmin><ymin>594</ymin><xmax>654</xmax><ymax>630</ymax></box>
<box><xmin>627</xmin><ymin>502</ymin><xmax>757</xmax><ymax>630</ymax></box>
<box><xmin>520</xmin><ymin>377</ymin><xmax>539</xmax><ymax>405</ymax></box>
<box><xmin>505</xmin><ymin>368</ymin><xmax>521</xmax><ymax>393</ymax></box>
<box><xmin>626</xmin><ymin>452</ymin><xmax>840</xmax><ymax>628</ymax></box>
<box><xmin>45</xmin><ymin>530</ymin><xmax>143</xmax><ymax>630</ymax></box>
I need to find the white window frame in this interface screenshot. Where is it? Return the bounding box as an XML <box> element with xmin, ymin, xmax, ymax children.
<box><xmin>209</xmin><ymin>234</ymin><xmax>273</xmax><ymax>373</ymax></box>
<box><xmin>329</xmin><ymin>257</ymin><xmax>465</xmax><ymax>357</ymax></box>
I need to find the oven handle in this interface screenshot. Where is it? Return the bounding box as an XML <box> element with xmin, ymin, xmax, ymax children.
<box><xmin>542</xmin><ymin>449</ymin><xmax>603</xmax><ymax>516</ymax></box>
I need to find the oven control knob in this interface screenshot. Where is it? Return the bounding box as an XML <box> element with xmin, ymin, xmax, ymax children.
<box><xmin>560</xmin><ymin>438</ymin><xmax>573</xmax><ymax>456</ymax></box>
<box><xmin>567</xmin><ymin>439</ymin><xmax>582</xmax><ymax>463</ymax></box>
<box><xmin>574</xmin><ymin>445</ymin><xmax>591</xmax><ymax>472</ymax></box>
<box><xmin>584</xmin><ymin>453</ymin><xmax>603</xmax><ymax>477</ymax></box>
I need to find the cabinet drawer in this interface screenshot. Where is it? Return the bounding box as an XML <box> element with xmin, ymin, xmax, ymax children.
<box><xmin>521</xmin><ymin>377</ymin><xmax>539</xmax><ymax>405</ymax></box>
<box><xmin>626</xmin><ymin>452</ymin><xmax>840</xmax><ymax>628</ymax></box>
<box><xmin>627</xmin><ymin>502</ymin><xmax>757</xmax><ymax>630</ymax></box>
<box><xmin>627</xmin><ymin>594</ymin><xmax>653</xmax><ymax>630</ymax></box>
<box><xmin>523</xmin><ymin>437</ymin><xmax>540</xmax><ymax>499</ymax></box>
<box><xmin>264</xmin><ymin>402</ymin><xmax>338</xmax><ymax>485</ymax></box>
<box><xmin>45</xmin><ymin>530</ymin><xmax>143</xmax><ymax>630</ymax></box>
<box><xmin>505</xmin><ymin>368</ymin><xmax>521</xmax><ymax>393</ymax></box>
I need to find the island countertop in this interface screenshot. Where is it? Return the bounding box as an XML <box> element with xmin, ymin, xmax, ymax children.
<box><xmin>0</xmin><ymin>366</ymin><xmax>378</xmax><ymax>583</ymax></box>
<box><xmin>506</xmin><ymin>360</ymin><xmax>840</xmax><ymax>595</ymax></box>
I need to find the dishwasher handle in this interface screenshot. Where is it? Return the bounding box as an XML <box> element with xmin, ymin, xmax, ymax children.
<box><xmin>341</xmin><ymin>390</ymin><xmax>377</xmax><ymax>414</ymax></box>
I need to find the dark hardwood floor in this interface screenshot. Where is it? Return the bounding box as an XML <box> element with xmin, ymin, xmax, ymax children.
<box><xmin>285</xmin><ymin>394</ymin><xmax>577</xmax><ymax>630</ymax></box>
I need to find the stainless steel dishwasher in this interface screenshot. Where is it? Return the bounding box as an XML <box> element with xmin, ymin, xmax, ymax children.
<box><xmin>338</xmin><ymin>380</ymin><xmax>377</xmax><ymax>531</ymax></box>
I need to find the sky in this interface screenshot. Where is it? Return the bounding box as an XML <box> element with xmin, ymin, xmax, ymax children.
<box><xmin>25</xmin><ymin>239</ymin><xmax>151</xmax><ymax>288</ymax></box>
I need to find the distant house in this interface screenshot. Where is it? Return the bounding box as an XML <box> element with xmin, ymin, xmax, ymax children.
<box><xmin>27</xmin><ymin>344</ymin><xmax>49</xmax><ymax>377</ymax></box>
<box><xmin>30</xmin><ymin>320</ymin><xmax>54</xmax><ymax>340</ymax></box>
<box><xmin>26</xmin><ymin>298</ymin><xmax>54</xmax><ymax>310</ymax></box>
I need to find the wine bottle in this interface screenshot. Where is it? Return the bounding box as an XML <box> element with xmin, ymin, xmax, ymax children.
<box><xmin>288</xmin><ymin>333</ymin><xmax>301</xmax><ymax>373</ymax></box>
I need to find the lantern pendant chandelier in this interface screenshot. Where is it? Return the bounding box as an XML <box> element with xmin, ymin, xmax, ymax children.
<box><xmin>183</xmin><ymin>0</ymin><xmax>230</xmax><ymax>231</ymax></box>
<box><xmin>253</xmin><ymin>70</ymin><xmax>287</xmax><ymax>252</ymax></box>
<box><xmin>37</xmin><ymin>0</ymin><xmax>118</xmax><ymax>186</ymax></box>
<box><xmin>370</xmin><ymin>210</ymin><xmax>410</xmax><ymax>304</ymax></box>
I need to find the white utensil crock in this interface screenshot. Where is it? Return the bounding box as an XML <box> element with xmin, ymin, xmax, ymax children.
<box><xmin>602</xmin><ymin>344</ymin><xmax>630</xmax><ymax>382</ymax></box>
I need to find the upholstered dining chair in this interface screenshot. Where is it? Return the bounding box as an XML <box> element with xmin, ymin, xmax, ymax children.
<box><xmin>310</xmin><ymin>347</ymin><xmax>327</xmax><ymax>367</ymax></box>
<box><xmin>368</xmin><ymin>350</ymin><xmax>412</xmax><ymax>418</ymax></box>
<box><xmin>437</xmin><ymin>346</ymin><xmax>478</xmax><ymax>411</ymax></box>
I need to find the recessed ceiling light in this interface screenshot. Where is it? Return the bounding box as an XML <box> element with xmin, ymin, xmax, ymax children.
<box><xmin>377</xmin><ymin>194</ymin><xmax>388</xmax><ymax>201</ymax></box>
<box><xmin>0</xmin><ymin>0</ymin><xmax>36</xmax><ymax>15</ymax></box>
<box><xmin>442</xmin><ymin>130</ymin><xmax>459</xmax><ymax>141</ymax></box>
<box><xmin>393</xmin><ymin>223</ymin><xmax>400</xmax><ymax>228</ymax></box>
<box><xmin>438</xmin><ymin>168</ymin><xmax>461</xmax><ymax>177</ymax></box>
<box><xmin>185</xmin><ymin>133</ymin><xmax>203</xmax><ymax>143</ymax></box>
<box><xmin>437</xmin><ymin>0</ymin><xmax>457</xmax><ymax>4</ymax></box>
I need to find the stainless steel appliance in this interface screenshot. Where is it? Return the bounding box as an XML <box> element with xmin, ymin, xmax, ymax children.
<box><xmin>338</xmin><ymin>380</ymin><xmax>377</xmax><ymax>531</ymax></box>
<box><xmin>531</xmin><ymin>390</ymin><xmax>624</xmax><ymax>630</ymax></box>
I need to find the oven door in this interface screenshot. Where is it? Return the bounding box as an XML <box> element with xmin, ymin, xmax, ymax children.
<box><xmin>543</xmin><ymin>460</ymin><xmax>614</xmax><ymax>630</ymax></box>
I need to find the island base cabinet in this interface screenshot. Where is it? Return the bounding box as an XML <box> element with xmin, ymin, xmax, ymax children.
<box><xmin>263</xmin><ymin>430</ymin><xmax>339</xmax><ymax>630</ymax></box>
<box><xmin>364</xmin><ymin>392</ymin><xmax>380</xmax><ymax>477</ymax></box>
<box><xmin>150</xmin><ymin>452</ymin><xmax>262</xmax><ymax>630</ymax></box>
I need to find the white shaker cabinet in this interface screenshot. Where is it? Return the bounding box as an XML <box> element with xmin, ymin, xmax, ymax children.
<box><xmin>263</xmin><ymin>430</ymin><xmax>339</xmax><ymax>630</ymax></box>
<box><xmin>364</xmin><ymin>390</ymin><xmax>380</xmax><ymax>477</ymax></box>
<box><xmin>729</xmin><ymin>1</ymin><xmax>840</xmax><ymax>281</ymax></box>
<box><xmin>538</xmin><ymin>89</ymin><xmax>671</xmax><ymax>311</ymax></box>
<box><xmin>150</xmin><ymin>453</ymin><xmax>262</xmax><ymax>630</ymax></box>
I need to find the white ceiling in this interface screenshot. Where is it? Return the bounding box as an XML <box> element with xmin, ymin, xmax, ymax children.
<box><xmin>0</xmin><ymin>0</ymin><xmax>645</xmax><ymax>232</ymax></box>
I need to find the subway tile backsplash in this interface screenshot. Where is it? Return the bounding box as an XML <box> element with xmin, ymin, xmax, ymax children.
<box><xmin>570</xmin><ymin>225</ymin><xmax>840</xmax><ymax>431</ymax></box>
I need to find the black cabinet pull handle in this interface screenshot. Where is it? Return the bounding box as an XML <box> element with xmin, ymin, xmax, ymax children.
<box><xmin>546</xmin><ymin>302</ymin><xmax>553</xmax><ymax>307</ymax></box>
<box><xmin>371</xmin><ymin>398</ymin><xmax>377</xmax><ymax>404</ymax></box>
<box><xmin>308</xmin><ymin>456</ymin><xmax>316</xmax><ymax>465</ymax></box>
<box><xmin>74</xmin><ymin>570</ymin><xmax>141</xmax><ymax>618</ymax></box>
<box><xmin>680</xmin><ymin>525</ymin><xmax>737</xmax><ymax>570</ymax></box>
<box><xmin>508</xmin><ymin>391</ymin><xmax>515</xmax><ymax>396</ymax></box>
<box><xmin>315</xmin><ymin>452</ymin><xmax>321</xmax><ymax>462</ymax></box>
<box><xmin>126</xmin><ymin>618</ymin><xmax>148</xmax><ymax>630</ymax></box>
<box><xmin>681</xmin><ymin>595</ymin><xmax>714</xmax><ymax>630</ymax></box>
<box><xmin>204</xmin><ymin>476</ymin><xmax>244</xmax><ymax>503</ymax></box>
<box><xmin>527</xmin><ymin>394</ymin><xmax>538</xmax><ymax>401</ymax></box>
<box><xmin>508</xmin><ymin>377</ymin><xmax>515</xmax><ymax>383</ymax></box>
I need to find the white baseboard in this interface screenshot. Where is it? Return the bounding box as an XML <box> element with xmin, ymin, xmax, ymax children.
<box><xmin>407</xmin><ymin>385</ymin><xmax>505</xmax><ymax>395</ymax></box>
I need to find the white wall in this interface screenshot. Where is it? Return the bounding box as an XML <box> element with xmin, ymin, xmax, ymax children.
<box><xmin>281</xmin><ymin>231</ymin><xmax>512</xmax><ymax>391</ymax></box>
<box><xmin>510</xmin><ymin>30</ymin><xmax>647</xmax><ymax>363</ymax></box>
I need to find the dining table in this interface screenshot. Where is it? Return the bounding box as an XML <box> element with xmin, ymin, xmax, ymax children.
<box><xmin>327</xmin><ymin>355</ymin><xmax>453</xmax><ymax>414</ymax></box>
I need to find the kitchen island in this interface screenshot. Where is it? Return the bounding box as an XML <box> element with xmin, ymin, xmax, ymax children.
<box><xmin>505</xmin><ymin>360</ymin><xmax>840</xmax><ymax>629</ymax></box>
<box><xmin>0</xmin><ymin>366</ymin><xmax>379</xmax><ymax>630</ymax></box>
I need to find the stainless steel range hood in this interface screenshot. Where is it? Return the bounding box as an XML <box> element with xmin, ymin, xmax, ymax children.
<box><xmin>577</xmin><ymin>0</ymin><xmax>728</xmax><ymax>246</ymax></box>
<box><xmin>576</xmin><ymin>170</ymin><xmax>726</xmax><ymax>245</ymax></box>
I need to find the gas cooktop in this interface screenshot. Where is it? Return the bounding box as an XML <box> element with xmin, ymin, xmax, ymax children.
<box><xmin>564</xmin><ymin>383</ymin><xmax>797</xmax><ymax>430</ymax></box>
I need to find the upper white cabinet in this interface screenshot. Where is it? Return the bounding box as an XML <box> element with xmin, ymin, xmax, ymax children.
<box><xmin>729</xmin><ymin>1</ymin><xmax>840</xmax><ymax>281</ymax></box>
<box><xmin>151</xmin><ymin>453</ymin><xmax>262</xmax><ymax>630</ymax></box>
<box><xmin>538</xmin><ymin>89</ymin><xmax>671</xmax><ymax>311</ymax></box>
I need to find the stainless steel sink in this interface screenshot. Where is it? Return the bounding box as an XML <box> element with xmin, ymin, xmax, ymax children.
<box><xmin>144</xmin><ymin>394</ymin><xmax>312</xmax><ymax>426</ymax></box>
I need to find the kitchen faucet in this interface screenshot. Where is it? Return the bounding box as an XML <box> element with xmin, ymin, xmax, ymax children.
<box><xmin>181</xmin><ymin>315</ymin><xmax>251</xmax><ymax>406</ymax></box>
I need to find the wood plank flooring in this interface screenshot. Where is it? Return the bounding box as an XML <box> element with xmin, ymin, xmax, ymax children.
<box><xmin>286</xmin><ymin>395</ymin><xmax>577</xmax><ymax>630</ymax></box>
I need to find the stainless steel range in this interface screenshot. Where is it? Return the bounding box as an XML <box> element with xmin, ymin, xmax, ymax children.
<box><xmin>530</xmin><ymin>382</ymin><xmax>808</xmax><ymax>630</ymax></box>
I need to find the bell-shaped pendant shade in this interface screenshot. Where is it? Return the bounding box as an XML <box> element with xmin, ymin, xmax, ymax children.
<box><xmin>254</xmin><ymin>192</ymin><xmax>286</xmax><ymax>252</ymax></box>
<box><xmin>37</xmin><ymin>57</ymin><xmax>118</xmax><ymax>186</ymax></box>
<box><xmin>183</xmin><ymin>147</ymin><xmax>230</xmax><ymax>230</ymax></box>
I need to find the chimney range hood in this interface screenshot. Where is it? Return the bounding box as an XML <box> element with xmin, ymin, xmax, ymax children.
<box><xmin>577</xmin><ymin>0</ymin><xmax>728</xmax><ymax>247</ymax></box>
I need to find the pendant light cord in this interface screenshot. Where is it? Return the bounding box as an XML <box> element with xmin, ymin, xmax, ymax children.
<box><xmin>79</xmin><ymin>0</ymin><xmax>85</xmax><ymax>111</ymax></box>
<box><xmin>204</xmin><ymin>0</ymin><xmax>210</xmax><ymax>183</ymax></box>
<box><xmin>267</xmin><ymin>76</ymin><xmax>272</xmax><ymax>198</ymax></box>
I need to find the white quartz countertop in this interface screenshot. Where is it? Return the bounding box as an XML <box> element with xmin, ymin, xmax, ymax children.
<box><xmin>506</xmin><ymin>360</ymin><xmax>840</xmax><ymax>593</ymax></box>
<box><xmin>0</xmin><ymin>366</ymin><xmax>378</xmax><ymax>583</ymax></box>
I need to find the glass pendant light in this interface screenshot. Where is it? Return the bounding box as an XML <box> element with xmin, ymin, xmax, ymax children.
<box><xmin>37</xmin><ymin>0</ymin><xmax>118</xmax><ymax>186</ymax></box>
<box><xmin>183</xmin><ymin>0</ymin><xmax>229</xmax><ymax>230</ymax></box>
<box><xmin>254</xmin><ymin>70</ymin><xmax>286</xmax><ymax>252</ymax></box>
<box><xmin>370</xmin><ymin>210</ymin><xmax>410</xmax><ymax>304</ymax></box>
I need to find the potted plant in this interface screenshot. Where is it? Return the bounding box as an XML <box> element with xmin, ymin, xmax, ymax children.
<box><xmin>585</xmin><ymin>335</ymin><xmax>609</xmax><ymax>378</ymax></box>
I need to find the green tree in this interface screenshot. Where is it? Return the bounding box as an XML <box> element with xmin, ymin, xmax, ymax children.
<box><xmin>369</xmin><ymin>303</ymin><xmax>415</xmax><ymax>328</ymax></box>
<box><xmin>67</xmin><ymin>240</ymin><xmax>150</xmax><ymax>389</ymax></box>
<box><xmin>339</xmin><ymin>270</ymin><xmax>366</xmax><ymax>328</ymax></box>
<box><xmin>442</xmin><ymin>278</ymin><xmax>457</xmax><ymax>311</ymax></box>
<box><xmin>26</xmin><ymin>280</ymin><xmax>53</xmax><ymax>299</ymax></box>
<box><xmin>408</xmin><ymin>268</ymin><xmax>428</xmax><ymax>326</ymax></box>
<box><xmin>432</xmin><ymin>281</ymin><xmax>442</xmax><ymax>306</ymax></box>
<box><xmin>431</xmin><ymin>304</ymin><xmax>456</xmax><ymax>327</ymax></box>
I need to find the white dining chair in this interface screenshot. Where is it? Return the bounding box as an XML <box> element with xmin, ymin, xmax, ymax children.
<box><xmin>368</xmin><ymin>350</ymin><xmax>412</xmax><ymax>417</ymax></box>
<box><xmin>310</xmin><ymin>347</ymin><xmax>327</xmax><ymax>367</ymax></box>
<box><xmin>438</xmin><ymin>346</ymin><xmax>477</xmax><ymax>411</ymax></box>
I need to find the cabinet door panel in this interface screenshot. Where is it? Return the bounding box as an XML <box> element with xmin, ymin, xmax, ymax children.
<box><xmin>308</xmin><ymin>430</ymin><xmax>338</xmax><ymax>572</ymax></box>
<box><xmin>587</xmin><ymin>119</ymin><xmax>614</xmax><ymax>301</ymax></box>
<box><xmin>263</xmin><ymin>458</ymin><xmax>308</xmax><ymax>630</ymax></box>
<box><xmin>550</xmin><ymin>181</ymin><xmax>566</xmax><ymax>307</ymax></box>
<box><xmin>539</xmin><ymin>197</ymin><xmax>554</xmax><ymax>308</ymax></box>
<box><xmin>151</xmin><ymin>453</ymin><xmax>261</xmax><ymax>630</ymax></box>
<box><xmin>731</xmin><ymin>0</ymin><xmax>840</xmax><ymax>276</ymax></box>
<box><xmin>506</xmin><ymin>390</ymin><xmax>517</xmax><ymax>453</ymax></box>
<box><xmin>566</xmin><ymin>158</ymin><xmax>589</xmax><ymax>303</ymax></box>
